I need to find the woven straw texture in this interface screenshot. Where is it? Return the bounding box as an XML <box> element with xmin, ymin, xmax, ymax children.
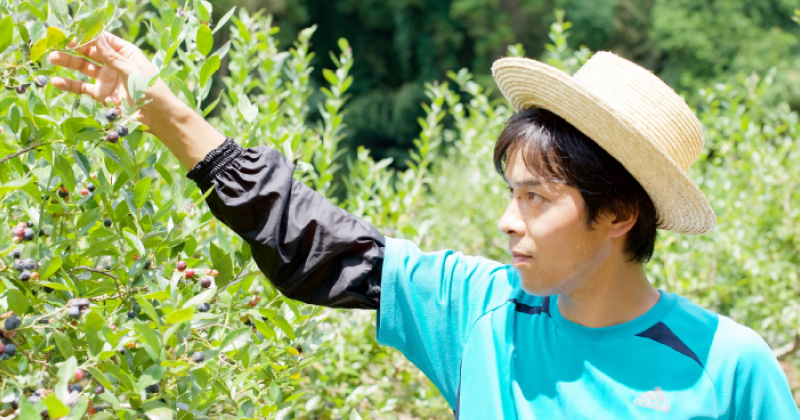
<box><xmin>491</xmin><ymin>52</ymin><xmax>716</xmax><ymax>234</ymax></box>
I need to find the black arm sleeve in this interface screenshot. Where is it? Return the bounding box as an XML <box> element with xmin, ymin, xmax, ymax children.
<box><xmin>186</xmin><ymin>137</ymin><xmax>384</xmax><ymax>309</ymax></box>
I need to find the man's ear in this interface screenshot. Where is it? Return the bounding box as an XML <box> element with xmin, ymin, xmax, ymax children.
<box><xmin>606</xmin><ymin>208</ymin><xmax>638</xmax><ymax>239</ymax></box>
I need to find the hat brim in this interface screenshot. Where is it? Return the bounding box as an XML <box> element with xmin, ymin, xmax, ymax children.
<box><xmin>492</xmin><ymin>57</ymin><xmax>715</xmax><ymax>234</ymax></box>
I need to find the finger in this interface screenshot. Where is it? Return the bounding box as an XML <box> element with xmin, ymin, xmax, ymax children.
<box><xmin>96</xmin><ymin>33</ymin><xmax>136</xmax><ymax>78</ymax></box>
<box><xmin>50</xmin><ymin>77</ymin><xmax>98</xmax><ymax>99</ymax></box>
<box><xmin>48</xmin><ymin>52</ymin><xmax>102</xmax><ymax>79</ymax></box>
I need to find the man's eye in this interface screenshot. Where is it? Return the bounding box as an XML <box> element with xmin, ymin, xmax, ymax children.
<box><xmin>527</xmin><ymin>192</ymin><xmax>538</xmax><ymax>201</ymax></box>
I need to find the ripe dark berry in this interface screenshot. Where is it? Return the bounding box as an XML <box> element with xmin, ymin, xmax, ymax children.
<box><xmin>3</xmin><ymin>343</ymin><xmax>15</xmax><ymax>356</ymax></box>
<box><xmin>14</xmin><ymin>260</ymin><xmax>24</xmax><ymax>272</ymax></box>
<box><xmin>94</xmin><ymin>385</ymin><xmax>104</xmax><ymax>394</ymax></box>
<box><xmin>145</xmin><ymin>383</ymin><xmax>159</xmax><ymax>393</ymax></box>
<box><xmin>105</xmin><ymin>108</ymin><xmax>119</xmax><ymax>122</ymax></box>
<box><xmin>4</xmin><ymin>316</ymin><xmax>21</xmax><ymax>330</ymax></box>
<box><xmin>23</xmin><ymin>258</ymin><xmax>37</xmax><ymax>271</ymax></box>
<box><xmin>34</xmin><ymin>75</ymin><xmax>48</xmax><ymax>87</ymax></box>
<box><xmin>106</xmin><ymin>131</ymin><xmax>119</xmax><ymax>143</ymax></box>
<box><xmin>116</xmin><ymin>125</ymin><xmax>129</xmax><ymax>137</ymax></box>
<box><xmin>57</xmin><ymin>186</ymin><xmax>69</xmax><ymax>198</ymax></box>
<box><xmin>127</xmin><ymin>309</ymin><xmax>137</xmax><ymax>319</ymax></box>
<box><xmin>38</xmin><ymin>318</ymin><xmax>49</xmax><ymax>324</ymax></box>
<box><xmin>192</xmin><ymin>351</ymin><xmax>205</xmax><ymax>363</ymax></box>
<box><xmin>76</xmin><ymin>298</ymin><xmax>91</xmax><ymax>310</ymax></box>
<box><xmin>15</xmin><ymin>85</ymin><xmax>26</xmax><ymax>94</ymax></box>
<box><xmin>196</xmin><ymin>303</ymin><xmax>210</xmax><ymax>312</ymax></box>
<box><xmin>143</xmin><ymin>260</ymin><xmax>151</xmax><ymax>270</ymax></box>
<box><xmin>26</xmin><ymin>221</ymin><xmax>33</xmax><ymax>228</ymax></box>
<box><xmin>104</xmin><ymin>219</ymin><xmax>112</xmax><ymax>228</ymax></box>
<box><xmin>87</xmin><ymin>182</ymin><xmax>96</xmax><ymax>192</ymax></box>
<box><xmin>199</xmin><ymin>277</ymin><xmax>212</xmax><ymax>288</ymax></box>
<box><xmin>176</xmin><ymin>261</ymin><xmax>187</xmax><ymax>271</ymax></box>
<box><xmin>68</xmin><ymin>305</ymin><xmax>81</xmax><ymax>318</ymax></box>
<box><xmin>18</xmin><ymin>270</ymin><xmax>31</xmax><ymax>281</ymax></box>
<box><xmin>11</xmin><ymin>249</ymin><xmax>21</xmax><ymax>259</ymax></box>
<box><xmin>22</xmin><ymin>228</ymin><xmax>35</xmax><ymax>241</ymax></box>
<box><xmin>69</xmin><ymin>384</ymin><xmax>83</xmax><ymax>393</ymax></box>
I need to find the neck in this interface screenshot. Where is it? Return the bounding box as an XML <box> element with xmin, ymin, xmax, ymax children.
<box><xmin>557</xmin><ymin>260</ymin><xmax>659</xmax><ymax>328</ymax></box>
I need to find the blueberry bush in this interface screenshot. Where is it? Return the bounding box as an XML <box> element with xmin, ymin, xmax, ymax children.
<box><xmin>2</xmin><ymin>1</ymin><xmax>799</xmax><ymax>419</ymax></box>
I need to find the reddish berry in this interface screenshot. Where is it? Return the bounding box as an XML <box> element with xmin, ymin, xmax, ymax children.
<box><xmin>132</xmin><ymin>255</ymin><xmax>139</xmax><ymax>261</ymax></box>
<box><xmin>80</xmin><ymin>188</ymin><xmax>90</xmax><ymax>196</ymax></box>
<box><xmin>74</xmin><ymin>370</ymin><xmax>84</xmax><ymax>381</ymax></box>
<box><xmin>199</xmin><ymin>277</ymin><xmax>212</xmax><ymax>288</ymax></box>
<box><xmin>30</xmin><ymin>272</ymin><xmax>39</xmax><ymax>280</ymax></box>
<box><xmin>176</xmin><ymin>261</ymin><xmax>187</xmax><ymax>271</ymax></box>
<box><xmin>106</xmin><ymin>131</ymin><xmax>119</xmax><ymax>143</ymax></box>
<box><xmin>209</xmin><ymin>269</ymin><xmax>219</xmax><ymax>277</ymax></box>
<box><xmin>184</xmin><ymin>268</ymin><xmax>194</xmax><ymax>279</ymax></box>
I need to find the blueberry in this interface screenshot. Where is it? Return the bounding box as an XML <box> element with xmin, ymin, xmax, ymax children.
<box><xmin>3</xmin><ymin>343</ymin><xmax>15</xmax><ymax>356</ymax></box>
<box><xmin>68</xmin><ymin>305</ymin><xmax>81</xmax><ymax>318</ymax></box>
<box><xmin>106</xmin><ymin>131</ymin><xmax>119</xmax><ymax>143</ymax></box>
<box><xmin>87</xmin><ymin>182</ymin><xmax>96</xmax><ymax>192</ymax></box>
<box><xmin>192</xmin><ymin>351</ymin><xmax>205</xmax><ymax>363</ymax></box>
<box><xmin>143</xmin><ymin>260</ymin><xmax>151</xmax><ymax>270</ymax></box>
<box><xmin>76</xmin><ymin>298</ymin><xmax>91</xmax><ymax>310</ymax></box>
<box><xmin>22</xmin><ymin>228</ymin><xmax>35</xmax><ymax>241</ymax></box>
<box><xmin>26</xmin><ymin>221</ymin><xmax>33</xmax><ymax>228</ymax></box>
<box><xmin>11</xmin><ymin>249</ymin><xmax>21</xmax><ymax>259</ymax></box>
<box><xmin>127</xmin><ymin>309</ymin><xmax>137</xmax><ymax>319</ymax></box>
<box><xmin>199</xmin><ymin>277</ymin><xmax>212</xmax><ymax>288</ymax></box>
<box><xmin>94</xmin><ymin>385</ymin><xmax>104</xmax><ymax>394</ymax></box>
<box><xmin>27</xmin><ymin>393</ymin><xmax>39</xmax><ymax>405</ymax></box>
<box><xmin>116</xmin><ymin>125</ymin><xmax>129</xmax><ymax>137</ymax></box>
<box><xmin>68</xmin><ymin>384</ymin><xmax>82</xmax><ymax>393</ymax></box>
<box><xmin>196</xmin><ymin>303</ymin><xmax>210</xmax><ymax>313</ymax></box>
<box><xmin>18</xmin><ymin>270</ymin><xmax>30</xmax><ymax>281</ymax></box>
<box><xmin>105</xmin><ymin>108</ymin><xmax>119</xmax><ymax>122</ymax></box>
<box><xmin>145</xmin><ymin>383</ymin><xmax>159</xmax><ymax>393</ymax></box>
<box><xmin>22</xmin><ymin>258</ymin><xmax>37</xmax><ymax>271</ymax></box>
<box><xmin>14</xmin><ymin>260</ymin><xmax>24</xmax><ymax>272</ymax></box>
<box><xmin>4</xmin><ymin>316</ymin><xmax>21</xmax><ymax>330</ymax></box>
<box><xmin>104</xmin><ymin>219</ymin><xmax>112</xmax><ymax>228</ymax></box>
<box><xmin>38</xmin><ymin>318</ymin><xmax>49</xmax><ymax>324</ymax></box>
<box><xmin>15</xmin><ymin>85</ymin><xmax>26</xmax><ymax>94</ymax></box>
<box><xmin>34</xmin><ymin>75</ymin><xmax>48</xmax><ymax>87</ymax></box>
<box><xmin>43</xmin><ymin>287</ymin><xmax>54</xmax><ymax>293</ymax></box>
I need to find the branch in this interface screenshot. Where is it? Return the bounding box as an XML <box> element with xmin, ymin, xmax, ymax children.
<box><xmin>774</xmin><ymin>333</ymin><xmax>800</xmax><ymax>361</ymax></box>
<box><xmin>0</xmin><ymin>141</ymin><xmax>62</xmax><ymax>165</ymax></box>
<box><xmin>71</xmin><ymin>266</ymin><xmax>118</xmax><ymax>281</ymax></box>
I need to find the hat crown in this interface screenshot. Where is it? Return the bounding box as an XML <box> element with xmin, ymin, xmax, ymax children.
<box><xmin>572</xmin><ymin>52</ymin><xmax>704</xmax><ymax>172</ymax></box>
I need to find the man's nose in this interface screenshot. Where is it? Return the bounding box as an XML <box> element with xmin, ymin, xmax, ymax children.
<box><xmin>498</xmin><ymin>199</ymin><xmax>525</xmax><ymax>237</ymax></box>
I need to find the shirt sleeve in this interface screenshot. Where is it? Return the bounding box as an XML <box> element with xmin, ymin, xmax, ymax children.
<box><xmin>186</xmin><ymin>137</ymin><xmax>385</xmax><ymax>309</ymax></box>
<box><xmin>376</xmin><ymin>237</ymin><xmax>516</xmax><ymax>407</ymax></box>
<box><xmin>730</xmin><ymin>333</ymin><xmax>800</xmax><ymax>419</ymax></box>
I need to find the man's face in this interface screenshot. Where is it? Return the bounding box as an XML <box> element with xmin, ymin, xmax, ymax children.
<box><xmin>498</xmin><ymin>150</ymin><xmax>614</xmax><ymax>296</ymax></box>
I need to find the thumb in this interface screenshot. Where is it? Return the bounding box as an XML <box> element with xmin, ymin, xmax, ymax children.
<box><xmin>96</xmin><ymin>32</ymin><xmax>136</xmax><ymax>78</ymax></box>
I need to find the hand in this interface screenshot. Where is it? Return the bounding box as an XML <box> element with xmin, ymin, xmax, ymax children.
<box><xmin>48</xmin><ymin>32</ymin><xmax>162</xmax><ymax>107</ymax></box>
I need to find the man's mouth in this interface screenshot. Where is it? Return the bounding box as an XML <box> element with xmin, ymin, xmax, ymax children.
<box><xmin>510</xmin><ymin>251</ymin><xmax>532</xmax><ymax>266</ymax></box>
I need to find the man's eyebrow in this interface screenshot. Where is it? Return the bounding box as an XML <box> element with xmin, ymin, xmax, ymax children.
<box><xmin>504</xmin><ymin>178</ymin><xmax>543</xmax><ymax>188</ymax></box>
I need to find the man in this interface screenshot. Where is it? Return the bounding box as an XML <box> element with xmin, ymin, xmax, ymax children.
<box><xmin>49</xmin><ymin>32</ymin><xmax>798</xmax><ymax>418</ymax></box>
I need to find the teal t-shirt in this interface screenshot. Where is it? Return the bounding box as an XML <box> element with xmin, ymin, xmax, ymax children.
<box><xmin>376</xmin><ymin>238</ymin><xmax>799</xmax><ymax>419</ymax></box>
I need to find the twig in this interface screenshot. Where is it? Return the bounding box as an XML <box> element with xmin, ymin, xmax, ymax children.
<box><xmin>775</xmin><ymin>333</ymin><xmax>800</xmax><ymax>360</ymax></box>
<box><xmin>0</xmin><ymin>141</ymin><xmax>62</xmax><ymax>165</ymax></box>
<box><xmin>71</xmin><ymin>266</ymin><xmax>119</xmax><ymax>281</ymax></box>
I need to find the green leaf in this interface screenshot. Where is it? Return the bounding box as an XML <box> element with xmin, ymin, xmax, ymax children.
<box><xmin>196</xmin><ymin>25</ymin><xmax>213</xmax><ymax>56</ymax></box>
<box><xmin>133</xmin><ymin>323</ymin><xmax>162</xmax><ymax>361</ymax></box>
<box><xmin>219</xmin><ymin>327</ymin><xmax>251</xmax><ymax>353</ymax></box>
<box><xmin>0</xmin><ymin>16</ymin><xmax>13</xmax><ymax>53</ymax></box>
<box><xmin>164</xmin><ymin>306</ymin><xmax>194</xmax><ymax>325</ymax></box>
<box><xmin>237</xmin><ymin>94</ymin><xmax>258</xmax><ymax>123</ymax></box>
<box><xmin>42</xmin><ymin>394</ymin><xmax>70</xmax><ymax>418</ymax></box>
<box><xmin>199</xmin><ymin>54</ymin><xmax>220</xmax><ymax>87</ymax></box>
<box><xmin>4</xmin><ymin>289</ymin><xmax>30</xmax><ymax>315</ymax></box>
<box><xmin>18</xmin><ymin>396</ymin><xmax>42</xmax><ymax>420</ymax></box>
<box><xmin>50</xmin><ymin>0</ymin><xmax>70</xmax><ymax>24</ymax></box>
<box><xmin>213</xmin><ymin>7</ymin><xmax>236</xmax><ymax>34</ymax></box>
<box><xmin>193</xmin><ymin>0</ymin><xmax>211</xmax><ymax>23</ymax></box>
<box><xmin>134</xmin><ymin>176</ymin><xmax>152</xmax><ymax>209</ymax></box>
<box><xmin>74</xmin><ymin>8</ymin><xmax>105</xmax><ymax>44</ymax></box>
<box><xmin>123</xmin><ymin>229</ymin><xmax>146</xmax><ymax>257</ymax></box>
<box><xmin>53</xmin><ymin>330</ymin><xmax>74</xmax><ymax>359</ymax></box>
<box><xmin>135</xmin><ymin>294</ymin><xmax>160</xmax><ymax>324</ymax></box>
<box><xmin>183</xmin><ymin>287</ymin><xmax>215</xmax><ymax>309</ymax></box>
<box><xmin>30</xmin><ymin>37</ymin><xmax>48</xmax><ymax>62</ymax></box>
<box><xmin>64</xmin><ymin>395</ymin><xmax>89</xmax><ymax>420</ymax></box>
<box><xmin>209</xmin><ymin>242</ymin><xmax>233</xmax><ymax>288</ymax></box>
<box><xmin>38</xmin><ymin>256</ymin><xmax>63</xmax><ymax>279</ymax></box>
<box><xmin>56</xmin><ymin>356</ymin><xmax>78</xmax><ymax>401</ymax></box>
<box><xmin>54</xmin><ymin>154</ymin><xmax>76</xmax><ymax>191</ymax></box>
<box><xmin>86</xmin><ymin>366</ymin><xmax>114</xmax><ymax>390</ymax></box>
<box><xmin>145</xmin><ymin>407</ymin><xmax>174</xmax><ymax>420</ymax></box>
<box><xmin>128</xmin><ymin>71</ymin><xmax>156</xmax><ymax>104</ymax></box>
<box><xmin>46</xmin><ymin>26</ymin><xmax>67</xmax><ymax>49</ymax></box>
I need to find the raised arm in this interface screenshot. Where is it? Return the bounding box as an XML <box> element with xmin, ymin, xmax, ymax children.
<box><xmin>49</xmin><ymin>32</ymin><xmax>385</xmax><ymax>309</ymax></box>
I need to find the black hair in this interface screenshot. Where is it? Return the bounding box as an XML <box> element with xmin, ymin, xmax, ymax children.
<box><xmin>493</xmin><ymin>108</ymin><xmax>657</xmax><ymax>263</ymax></box>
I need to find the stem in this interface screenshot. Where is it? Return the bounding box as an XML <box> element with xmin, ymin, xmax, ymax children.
<box><xmin>0</xmin><ymin>141</ymin><xmax>63</xmax><ymax>165</ymax></box>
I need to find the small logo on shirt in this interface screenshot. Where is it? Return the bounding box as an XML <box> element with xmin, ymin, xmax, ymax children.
<box><xmin>633</xmin><ymin>387</ymin><xmax>671</xmax><ymax>412</ymax></box>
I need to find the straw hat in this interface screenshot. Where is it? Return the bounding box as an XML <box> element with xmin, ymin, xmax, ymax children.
<box><xmin>491</xmin><ymin>52</ymin><xmax>715</xmax><ymax>234</ymax></box>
